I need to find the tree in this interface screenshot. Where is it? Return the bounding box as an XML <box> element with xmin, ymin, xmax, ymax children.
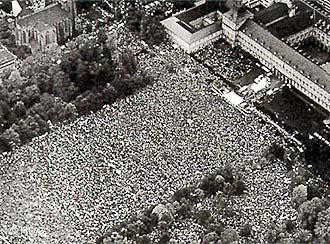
<box><xmin>23</xmin><ymin>85</ymin><xmax>41</xmax><ymax>107</ymax></box>
<box><xmin>292</xmin><ymin>184</ymin><xmax>308</xmax><ymax>209</ymax></box>
<box><xmin>97</xmin><ymin>28</ymin><xmax>108</xmax><ymax>44</ymax></box>
<box><xmin>314</xmin><ymin>207</ymin><xmax>330</xmax><ymax>243</ymax></box>
<box><xmin>193</xmin><ymin>209</ymin><xmax>213</xmax><ymax>226</ymax></box>
<box><xmin>265</xmin><ymin>223</ymin><xmax>282</xmax><ymax>243</ymax></box>
<box><xmin>298</xmin><ymin>197</ymin><xmax>327</xmax><ymax>231</ymax></box>
<box><xmin>221</xmin><ymin>228</ymin><xmax>239</xmax><ymax>244</ymax></box>
<box><xmin>13</xmin><ymin>101</ymin><xmax>27</xmax><ymax>119</ymax></box>
<box><xmin>2</xmin><ymin>127</ymin><xmax>21</xmax><ymax>148</ymax></box>
<box><xmin>239</xmin><ymin>223</ymin><xmax>252</xmax><ymax>237</ymax></box>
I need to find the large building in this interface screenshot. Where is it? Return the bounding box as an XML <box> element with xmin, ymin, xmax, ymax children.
<box><xmin>161</xmin><ymin>0</ymin><xmax>330</xmax><ymax>114</ymax></box>
<box><xmin>12</xmin><ymin>0</ymin><xmax>76</xmax><ymax>53</ymax></box>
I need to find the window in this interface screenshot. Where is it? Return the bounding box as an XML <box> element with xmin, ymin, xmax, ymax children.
<box><xmin>45</xmin><ymin>32</ymin><xmax>50</xmax><ymax>45</ymax></box>
<box><xmin>22</xmin><ymin>31</ymin><xmax>26</xmax><ymax>43</ymax></box>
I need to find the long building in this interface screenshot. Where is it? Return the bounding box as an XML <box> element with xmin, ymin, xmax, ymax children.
<box><xmin>161</xmin><ymin>0</ymin><xmax>330</xmax><ymax>114</ymax></box>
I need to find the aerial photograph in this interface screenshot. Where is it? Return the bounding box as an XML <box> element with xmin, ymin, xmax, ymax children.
<box><xmin>1</xmin><ymin>0</ymin><xmax>330</xmax><ymax>243</ymax></box>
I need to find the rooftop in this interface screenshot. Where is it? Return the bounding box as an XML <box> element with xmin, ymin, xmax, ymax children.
<box><xmin>177</xmin><ymin>20</ymin><xmax>197</xmax><ymax>33</ymax></box>
<box><xmin>267</xmin><ymin>9</ymin><xmax>314</xmax><ymax>38</ymax></box>
<box><xmin>176</xmin><ymin>3</ymin><xmax>228</xmax><ymax>23</ymax></box>
<box><xmin>176</xmin><ymin>4</ymin><xmax>215</xmax><ymax>23</ymax></box>
<box><xmin>0</xmin><ymin>45</ymin><xmax>16</xmax><ymax>65</ymax></box>
<box><xmin>254</xmin><ymin>2</ymin><xmax>288</xmax><ymax>26</ymax></box>
<box><xmin>17</xmin><ymin>3</ymin><xmax>71</xmax><ymax>29</ymax></box>
<box><xmin>223</xmin><ymin>7</ymin><xmax>253</xmax><ymax>28</ymax></box>
<box><xmin>17</xmin><ymin>0</ymin><xmax>34</xmax><ymax>17</ymax></box>
<box><xmin>242</xmin><ymin>20</ymin><xmax>330</xmax><ymax>93</ymax></box>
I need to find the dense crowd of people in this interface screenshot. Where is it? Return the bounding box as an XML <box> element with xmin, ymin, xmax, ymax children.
<box><xmin>1</xmin><ymin>1</ymin><xmax>318</xmax><ymax>243</ymax></box>
<box><xmin>193</xmin><ymin>40</ymin><xmax>254</xmax><ymax>82</ymax></box>
<box><xmin>94</xmin><ymin>25</ymin><xmax>295</xmax><ymax>243</ymax></box>
<box><xmin>0</xmin><ymin>20</ymin><xmax>298</xmax><ymax>244</ymax></box>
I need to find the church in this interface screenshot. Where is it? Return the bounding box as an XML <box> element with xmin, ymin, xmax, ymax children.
<box><xmin>12</xmin><ymin>0</ymin><xmax>76</xmax><ymax>53</ymax></box>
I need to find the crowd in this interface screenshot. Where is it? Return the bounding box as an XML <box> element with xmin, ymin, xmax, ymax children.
<box><xmin>193</xmin><ymin>40</ymin><xmax>254</xmax><ymax>82</ymax></box>
<box><xmin>0</xmin><ymin>22</ymin><xmax>298</xmax><ymax>244</ymax></box>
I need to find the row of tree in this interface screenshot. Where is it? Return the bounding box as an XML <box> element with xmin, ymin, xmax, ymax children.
<box><xmin>0</xmin><ymin>29</ymin><xmax>153</xmax><ymax>153</ymax></box>
<box><xmin>97</xmin><ymin>163</ymin><xmax>248</xmax><ymax>244</ymax></box>
<box><xmin>126</xmin><ymin>5</ymin><xmax>167</xmax><ymax>46</ymax></box>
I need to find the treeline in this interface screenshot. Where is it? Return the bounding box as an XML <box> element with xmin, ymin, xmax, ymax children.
<box><xmin>265</xmin><ymin>142</ymin><xmax>330</xmax><ymax>243</ymax></box>
<box><xmin>97</xmin><ymin>163</ymin><xmax>248</xmax><ymax>244</ymax></box>
<box><xmin>0</xmin><ymin>30</ymin><xmax>153</xmax><ymax>153</ymax></box>
<box><xmin>126</xmin><ymin>4</ymin><xmax>168</xmax><ymax>46</ymax></box>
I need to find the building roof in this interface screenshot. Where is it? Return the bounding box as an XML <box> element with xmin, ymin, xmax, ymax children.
<box><xmin>0</xmin><ymin>45</ymin><xmax>16</xmax><ymax>65</ymax></box>
<box><xmin>17</xmin><ymin>0</ymin><xmax>34</xmax><ymax>17</ymax></box>
<box><xmin>267</xmin><ymin>8</ymin><xmax>314</xmax><ymax>38</ymax></box>
<box><xmin>254</xmin><ymin>2</ymin><xmax>288</xmax><ymax>26</ymax></box>
<box><xmin>176</xmin><ymin>4</ymin><xmax>215</xmax><ymax>23</ymax></box>
<box><xmin>161</xmin><ymin>15</ymin><xmax>221</xmax><ymax>44</ymax></box>
<box><xmin>17</xmin><ymin>3</ymin><xmax>71</xmax><ymax>29</ymax></box>
<box><xmin>223</xmin><ymin>7</ymin><xmax>253</xmax><ymax>29</ymax></box>
<box><xmin>242</xmin><ymin>20</ymin><xmax>330</xmax><ymax>93</ymax></box>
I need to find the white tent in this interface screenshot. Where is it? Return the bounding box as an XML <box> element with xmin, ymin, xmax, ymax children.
<box><xmin>223</xmin><ymin>91</ymin><xmax>244</xmax><ymax>106</ymax></box>
<box><xmin>251</xmin><ymin>78</ymin><xmax>269</xmax><ymax>93</ymax></box>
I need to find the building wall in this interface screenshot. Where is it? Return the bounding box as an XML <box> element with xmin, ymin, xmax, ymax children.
<box><xmin>165</xmin><ymin>27</ymin><xmax>222</xmax><ymax>53</ymax></box>
<box><xmin>285</xmin><ymin>26</ymin><xmax>330</xmax><ymax>51</ymax></box>
<box><xmin>15</xmin><ymin>15</ymin><xmax>72</xmax><ymax>52</ymax></box>
<box><xmin>237</xmin><ymin>29</ymin><xmax>330</xmax><ymax>112</ymax></box>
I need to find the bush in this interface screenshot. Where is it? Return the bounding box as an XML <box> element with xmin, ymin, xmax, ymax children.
<box><xmin>218</xmin><ymin>163</ymin><xmax>234</xmax><ymax>183</ymax></box>
<box><xmin>265</xmin><ymin>224</ymin><xmax>282</xmax><ymax>243</ymax></box>
<box><xmin>100</xmin><ymin>231</ymin><xmax>129</xmax><ymax>244</ymax></box>
<box><xmin>202</xmin><ymin>232</ymin><xmax>219</xmax><ymax>244</ymax></box>
<box><xmin>205</xmin><ymin>223</ymin><xmax>224</xmax><ymax>236</ymax></box>
<box><xmin>292</xmin><ymin>184</ymin><xmax>308</xmax><ymax>209</ymax></box>
<box><xmin>136</xmin><ymin>235</ymin><xmax>151</xmax><ymax>244</ymax></box>
<box><xmin>239</xmin><ymin>223</ymin><xmax>252</xmax><ymax>237</ymax></box>
<box><xmin>295</xmin><ymin>230</ymin><xmax>313</xmax><ymax>243</ymax></box>
<box><xmin>285</xmin><ymin>219</ymin><xmax>295</xmax><ymax>233</ymax></box>
<box><xmin>172</xmin><ymin>187</ymin><xmax>195</xmax><ymax>203</ymax></box>
<box><xmin>158</xmin><ymin>232</ymin><xmax>171</xmax><ymax>244</ymax></box>
<box><xmin>193</xmin><ymin>209</ymin><xmax>214</xmax><ymax>226</ymax></box>
<box><xmin>222</xmin><ymin>182</ymin><xmax>234</xmax><ymax>195</ymax></box>
<box><xmin>176</xmin><ymin>200</ymin><xmax>192</xmax><ymax>219</ymax></box>
<box><xmin>298</xmin><ymin>197</ymin><xmax>327</xmax><ymax>231</ymax></box>
<box><xmin>221</xmin><ymin>228</ymin><xmax>239</xmax><ymax>244</ymax></box>
<box><xmin>0</xmin><ymin>135</ymin><xmax>11</xmax><ymax>152</ymax></box>
<box><xmin>199</xmin><ymin>175</ymin><xmax>222</xmax><ymax>197</ymax></box>
<box><xmin>232</xmin><ymin>180</ymin><xmax>246</xmax><ymax>196</ymax></box>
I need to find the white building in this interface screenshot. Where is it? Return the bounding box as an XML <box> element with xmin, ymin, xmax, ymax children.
<box><xmin>161</xmin><ymin>0</ymin><xmax>330</xmax><ymax>113</ymax></box>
